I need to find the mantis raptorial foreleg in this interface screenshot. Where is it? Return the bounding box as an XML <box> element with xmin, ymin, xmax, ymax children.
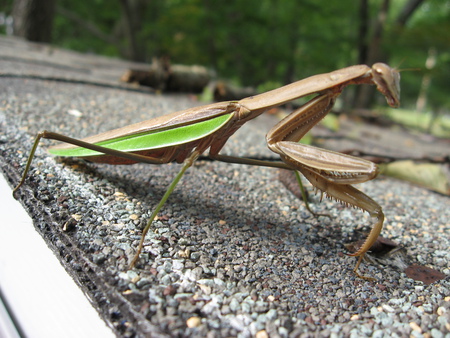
<box><xmin>263</xmin><ymin>89</ymin><xmax>385</xmax><ymax>279</ymax></box>
<box><xmin>13</xmin><ymin>63</ymin><xmax>400</xmax><ymax>279</ymax></box>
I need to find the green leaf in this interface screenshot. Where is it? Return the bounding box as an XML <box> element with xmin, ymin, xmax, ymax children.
<box><xmin>382</xmin><ymin>160</ymin><xmax>450</xmax><ymax>195</ymax></box>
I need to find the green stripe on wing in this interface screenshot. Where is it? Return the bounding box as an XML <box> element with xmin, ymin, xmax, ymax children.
<box><xmin>49</xmin><ymin>113</ymin><xmax>234</xmax><ymax>157</ymax></box>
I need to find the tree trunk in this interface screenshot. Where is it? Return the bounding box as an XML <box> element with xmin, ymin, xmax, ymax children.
<box><xmin>118</xmin><ymin>0</ymin><xmax>146</xmax><ymax>61</ymax></box>
<box><xmin>396</xmin><ymin>0</ymin><xmax>426</xmax><ymax>27</ymax></box>
<box><xmin>357</xmin><ymin>0</ymin><xmax>369</xmax><ymax>65</ymax></box>
<box><xmin>353</xmin><ymin>0</ymin><xmax>425</xmax><ymax>109</ymax></box>
<box><xmin>354</xmin><ymin>0</ymin><xmax>390</xmax><ymax>109</ymax></box>
<box><xmin>12</xmin><ymin>0</ymin><xmax>56</xmax><ymax>42</ymax></box>
<box><xmin>344</xmin><ymin>0</ymin><xmax>369</xmax><ymax>111</ymax></box>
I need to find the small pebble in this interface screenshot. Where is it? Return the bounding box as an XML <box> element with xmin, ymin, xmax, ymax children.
<box><xmin>186</xmin><ymin>317</ymin><xmax>201</xmax><ymax>328</ymax></box>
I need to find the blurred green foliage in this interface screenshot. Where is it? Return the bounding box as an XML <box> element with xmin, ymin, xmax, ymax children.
<box><xmin>2</xmin><ymin>0</ymin><xmax>450</xmax><ymax>114</ymax></box>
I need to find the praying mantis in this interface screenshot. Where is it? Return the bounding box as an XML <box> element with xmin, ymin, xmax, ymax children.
<box><xmin>13</xmin><ymin>63</ymin><xmax>400</xmax><ymax>279</ymax></box>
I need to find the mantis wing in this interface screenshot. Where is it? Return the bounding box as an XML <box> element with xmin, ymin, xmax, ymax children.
<box><xmin>49</xmin><ymin>102</ymin><xmax>237</xmax><ymax>157</ymax></box>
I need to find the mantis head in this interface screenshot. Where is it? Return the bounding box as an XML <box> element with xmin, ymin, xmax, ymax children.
<box><xmin>372</xmin><ymin>63</ymin><xmax>400</xmax><ymax>108</ymax></box>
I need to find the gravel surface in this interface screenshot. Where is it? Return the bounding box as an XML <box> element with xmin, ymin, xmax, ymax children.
<box><xmin>1</xmin><ymin>36</ymin><xmax>449</xmax><ymax>337</ymax></box>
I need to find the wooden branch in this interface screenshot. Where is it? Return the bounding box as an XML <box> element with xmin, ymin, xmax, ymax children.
<box><xmin>121</xmin><ymin>59</ymin><xmax>210</xmax><ymax>93</ymax></box>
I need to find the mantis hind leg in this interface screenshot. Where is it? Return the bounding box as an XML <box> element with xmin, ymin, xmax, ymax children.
<box><xmin>13</xmin><ymin>132</ymin><xmax>46</xmax><ymax>195</ymax></box>
<box><xmin>13</xmin><ymin>130</ymin><xmax>168</xmax><ymax>195</ymax></box>
<box><xmin>129</xmin><ymin>150</ymin><xmax>200</xmax><ymax>268</ymax></box>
